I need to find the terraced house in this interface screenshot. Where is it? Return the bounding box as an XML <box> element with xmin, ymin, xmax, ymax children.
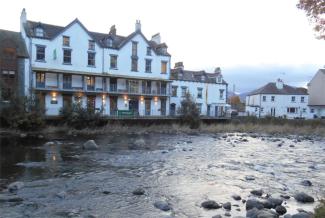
<box><xmin>20</xmin><ymin>9</ymin><xmax>171</xmax><ymax>116</ymax></box>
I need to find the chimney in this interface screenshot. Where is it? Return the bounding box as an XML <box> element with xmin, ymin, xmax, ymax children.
<box><xmin>135</xmin><ymin>20</ymin><xmax>141</xmax><ymax>32</ymax></box>
<box><xmin>174</xmin><ymin>62</ymin><xmax>184</xmax><ymax>70</ymax></box>
<box><xmin>151</xmin><ymin>33</ymin><xmax>161</xmax><ymax>44</ymax></box>
<box><xmin>214</xmin><ymin>67</ymin><xmax>221</xmax><ymax>74</ymax></box>
<box><xmin>276</xmin><ymin>78</ymin><xmax>284</xmax><ymax>89</ymax></box>
<box><xmin>20</xmin><ymin>8</ymin><xmax>27</xmax><ymax>24</ymax></box>
<box><xmin>109</xmin><ymin>25</ymin><xmax>116</xmax><ymax>35</ymax></box>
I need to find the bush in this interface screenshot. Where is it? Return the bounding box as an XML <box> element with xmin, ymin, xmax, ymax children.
<box><xmin>0</xmin><ymin>95</ymin><xmax>45</xmax><ymax>131</ymax></box>
<box><xmin>177</xmin><ymin>93</ymin><xmax>201</xmax><ymax>129</ymax></box>
<box><xmin>60</xmin><ymin>103</ymin><xmax>104</xmax><ymax>129</ymax></box>
<box><xmin>314</xmin><ymin>200</ymin><xmax>325</xmax><ymax>218</ymax></box>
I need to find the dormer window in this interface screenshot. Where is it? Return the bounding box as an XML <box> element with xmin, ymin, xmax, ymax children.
<box><xmin>63</xmin><ymin>36</ymin><xmax>70</xmax><ymax>46</ymax></box>
<box><xmin>35</xmin><ymin>27</ymin><xmax>44</xmax><ymax>37</ymax></box>
<box><xmin>217</xmin><ymin>76</ymin><xmax>222</xmax><ymax>83</ymax></box>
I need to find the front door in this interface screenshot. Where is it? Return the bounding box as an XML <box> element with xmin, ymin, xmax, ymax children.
<box><xmin>215</xmin><ymin>106</ymin><xmax>218</xmax><ymax>117</ymax></box>
<box><xmin>62</xmin><ymin>94</ymin><xmax>72</xmax><ymax>109</ymax></box>
<box><xmin>161</xmin><ymin>99</ymin><xmax>166</xmax><ymax>116</ymax></box>
<box><xmin>145</xmin><ymin>99</ymin><xmax>151</xmax><ymax>116</ymax></box>
<box><xmin>109</xmin><ymin>96</ymin><xmax>118</xmax><ymax>115</ymax></box>
<box><xmin>87</xmin><ymin>95</ymin><xmax>96</xmax><ymax>111</ymax></box>
<box><xmin>129</xmin><ymin>99</ymin><xmax>139</xmax><ymax>115</ymax></box>
<box><xmin>207</xmin><ymin>105</ymin><xmax>211</xmax><ymax>116</ymax></box>
<box><xmin>170</xmin><ymin>103</ymin><xmax>176</xmax><ymax>116</ymax></box>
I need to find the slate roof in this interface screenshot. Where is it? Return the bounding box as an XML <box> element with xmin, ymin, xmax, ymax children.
<box><xmin>0</xmin><ymin>29</ymin><xmax>29</xmax><ymax>58</ymax></box>
<box><xmin>24</xmin><ymin>19</ymin><xmax>170</xmax><ymax>56</ymax></box>
<box><xmin>170</xmin><ymin>68</ymin><xmax>227</xmax><ymax>84</ymax></box>
<box><xmin>248</xmin><ymin>82</ymin><xmax>308</xmax><ymax>96</ymax></box>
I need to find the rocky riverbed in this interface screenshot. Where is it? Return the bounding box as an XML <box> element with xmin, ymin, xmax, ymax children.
<box><xmin>0</xmin><ymin>132</ymin><xmax>324</xmax><ymax>218</ymax></box>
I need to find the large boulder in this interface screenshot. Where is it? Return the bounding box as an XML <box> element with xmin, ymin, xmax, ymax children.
<box><xmin>223</xmin><ymin>202</ymin><xmax>231</xmax><ymax>210</ymax></box>
<box><xmin>154</xmin><ymin>201</ymin><xmax>171</xmax><ymax>211</ymax></box>
<box><xmin>132</xmin><ymin>188</ymin><xmax>145</xmax><ymax>195</ymax></box>
<box><xmin>83</xmin><ymin>140</ymin><xmax>99</xmax><ymax>150</ymax></box>
<box><xmin>300</xmin><ymin>180</ymin><xmax>312</xmax><ymax>187</ymax></box>
<box><xmin>8</xmin><ymin>181</ymin><xmax>24</xmax><ymax>193</ymax></box>
<box><xmin>294</xmin><ymin>192</ymin><xmax>314</xmax><ymax>203</ymax></box>
<box><xmin>291</xmin><ymin>212</ymin><xmax>313</xmax><ymax>218</ymax></box>
<box><xmin>251</xmin><ymin>189</ymin><xmax>263</xmax><ymax>196</ymax></box>
<box><xmin>263</xmin><ymin>197</ymin><xmax>283</xmax><ymax>209</ymax></box>
<box><xmin>232</xmin><ymin>194</ymin><xmax>242</xmax><ymax>201</ymax></box>
<box><xmin>201</xmin><ymin>200</ymin><xmax>221</xmax><ymax>209</ymax></box>
<box><xmin>247</xmin><ymin>208</ymin><xmax>279</xmax><ymax>218</ymax></box>
<box><xmin>275</xmin><ymin>205</ymin><xmax>287</xmax><ymax>215</ymax></box>
<box><xmin>246</xmin><ymin>199</ymin><xmax>264</xmax><ymax>210</ymax></box>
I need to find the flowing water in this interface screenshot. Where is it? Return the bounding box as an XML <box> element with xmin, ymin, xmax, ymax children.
<box><xmin>0</xmin><ymin>133</ymin><xmax>324</xmax><ymax>218</ymax></box>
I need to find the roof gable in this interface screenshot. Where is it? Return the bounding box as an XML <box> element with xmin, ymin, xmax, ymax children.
<box><xmin>248</xmin><ymin>82</ymin><xmax>308</xmax><ymax>96</ymax></box>
<box><xmin>0</xmin><ymin>29</ymin><xmax>29</xmax><ymax>58</ymax></box>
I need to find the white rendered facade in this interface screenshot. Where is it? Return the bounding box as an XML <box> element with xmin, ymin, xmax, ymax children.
<box><xmin>308</xmin><ymin>69</ymin><xmax>325</xmax><ymax>119</ymax></box>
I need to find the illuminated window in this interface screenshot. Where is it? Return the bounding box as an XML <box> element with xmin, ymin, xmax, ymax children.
<box><xmin>161</xmin><ymin>61</ymin><xmax>167</xmax><ymax>74</ymax></box>
<box><xmin>63</xmin><ymin>36</ymin><xmax>70</xmax><ymax>46</ymax></box>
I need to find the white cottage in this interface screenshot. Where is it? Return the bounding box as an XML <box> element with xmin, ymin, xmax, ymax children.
<box><xmin>169</xmin><ymin>62</ymin><xmax>228</xmax><ymax>117</ymax></box>
<box><xmin>20</xmin><ymin>9</ymin><xmax>171</xmax><ymax>116</ymax></box>
<box><xmin>308</xmin><ymin>69</ymin><xmax>325</xmax><ymax>119</ymax></box>
<box><xmin>245</xmin><ymin>79</ymin><xmax>310</xmax><ymax>119</ymax></box>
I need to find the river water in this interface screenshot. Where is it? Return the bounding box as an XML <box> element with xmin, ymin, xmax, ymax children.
<box><xmin>0</xmin><ymin>133</ymin><xmax>324</xmax><ymax>218</ymax></box>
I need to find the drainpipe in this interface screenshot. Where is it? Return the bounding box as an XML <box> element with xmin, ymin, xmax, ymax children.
<box><xmin>29</xmin><ymin>38</ymin><xmax>33</xmax><ymax>97</ymax></box>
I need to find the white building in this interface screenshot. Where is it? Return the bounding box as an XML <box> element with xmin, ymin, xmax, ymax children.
<box><xmin>308</xmin><ymin>69</ymin><xmax>325</xmax><ymax>119</ymax></box>
<box><xmin>20</xmin><ymin>9</ymin><xmax>171</xmax><ymax>116</ymax></box>
<box><xmin>245</xmin><ymin>79</ymin><xmax>310</xmax><ymax>119</ymax></box>
<box><xmin>169</xmin><ymin>62</ymin><xmax>228</xmax><ymax>117</ymax></box>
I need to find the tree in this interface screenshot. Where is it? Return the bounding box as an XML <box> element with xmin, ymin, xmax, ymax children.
<box><xmin>177</xmin><ymin>93</ymin><xmax>201</xmax><ymax>129</ymax></box>
<box><xmin>297</xmin><ymin>0</ymin><xmax>325</xmax><ymax>40</ymax></box>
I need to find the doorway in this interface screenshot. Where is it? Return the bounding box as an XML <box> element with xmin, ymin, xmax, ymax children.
<box><xmin>145</xmin><ymin>99</ymin><xmax>151</xmax><ymax>116</ymax></box>
<box><xmin>161</xmin><ymin>99</ymin><xmax>166</xmax><ymax>116</ymax></box>
<box><xmin>129</xmin><ymin>98</ymin><xmax>139</xmax><ymax>115</ymax></box>
<box><xmin>109</xmin><ymin>96</ymin><xmax>118</xmax><ymax>115</ymax></box>
<box><xmin>170</xmin><ymin>103</ymin><xmax>176</xmax><ymax>116</ymax></box>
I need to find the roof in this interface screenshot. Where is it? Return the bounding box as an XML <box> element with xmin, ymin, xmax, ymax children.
<box><xmin>0</xmin><ymin>29</ymin><xmax>29</xmax><ymax>58</ymax></box>
<box><xmin>248</xmin><ymin>82</ymin><xmax>308</xmax><ymax>96</ymax></box>
<box><xmin>170</xmin><ymin>68</ymin><xmax>227</xmax><ymax>84</ymax></box>
<box><xmin>24</xmin><ymin>20</ymin><xmax>170</xmax><ymax>56</ymax></box>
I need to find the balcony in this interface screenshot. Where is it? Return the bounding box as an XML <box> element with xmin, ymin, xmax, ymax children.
<box><xmin>36</xmin><ymin>82</ymin><xmax>45</xmax><ymax>88</ymax></box>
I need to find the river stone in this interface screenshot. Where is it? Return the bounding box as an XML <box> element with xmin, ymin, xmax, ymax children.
<box><xmin>284</xmin><ymin>215</ymin><xmax>292</xmax><ymax>218</ymax></box>
<box><xmin>56</xmin><ymin>191</ymin><xmax>67</xmax><ymax>199</ymax></box>
<box><xmin>291</xmin><ymin>212</ymin><xmax>313</xmax><ymax>218</ymax></box>
<box><xmin>246</xmin><ymin>199</ymin><xmax>264</xmax><ymax>210</ymax></box>
<box><xmin>8</xmin><ymin>181</ymin><xmax>24</xmax><ymax>193</ymax></box>
<box><xmin>212</xmin><ymin>215</ymin><xmax>222</xmax><ymax>218</ymax></box>
<box><xmin>265</xmin><ymin>197</ymin><xmax>283</xmax><ymax>208</ymax></box>
<box><xmin>44</xmin><ymin>141</ymin><xmax>56</xmax><ymax>146</ymax></box>
<box><xmin>223</xmin><ymin>202</ymin><xmax>231</xmax><ymax>210</ymax></box>
<box><xmin>294</xmin><ymin>192</ymin><xmax>314</xmax><ymax>203</ymax></box>
<box><xmin>251</xmin><ymin>189</ymin><xmax>263</xmax><ymax>196</ymax></box>
<box><xmin>232</xmin><ymin>194</ymin><xmax>242</xmax><ymax>200</ymax></box>
<box><xmin>83</xmin><ymin>140</ymin><xmax>98</xmax><ymax>150</ymax></box>
<box><xmin>0</xmin><ymin>194</ymin><xmax>23</xmax><ymax>202</ymax></box>
<box><xmin>201</xmin><ymin>200</ymin><xmax>221</xmax><ymax>209</ymax></box>
<box><xmin>154</xmin><ymin>201</ymin><xmax>171</xmax><ymax>211</ymax></box>
<box><xmin>275</xmin><ymin>205</ymin><xmax>287</xmax><ymax>215</ymax></box>
<box><xmin>132</xmin><ymin>188</ymin><xmax>145</xmax><ymax>195</ymax></box>
<box><xmin>225</xmin><ymin>212</ymin><xmax>231</xmax><ymax>217</ymax></box>
<box><xmin>245</xmin><ymin>175</ymin><xmax>255</xmax><ymax>181</ymax></box>
<box><xmin>247</xmin><ymin>208</ymin><xmax>279</xmax><ymax>218</ymax></box>
<box><xmin>300</xmin><ymin>180</ymin><xmax>312</xmax><ymax>186</ymax></box>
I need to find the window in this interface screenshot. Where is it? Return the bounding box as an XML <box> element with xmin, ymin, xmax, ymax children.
<box><xmin>63</xmin><ymin>36</ymin><xmax>70</xmax><ymax>46</ymax></box>
<box><xmin>88</xmin><ymin>40</ymin><xmax>95</xmax><ymax>50</ymax></box>
<box><xmin>196</xmin><ymin>103</ymin><xmax>202</xmax><ymax>114</ymax></box>
<box><xmin>107</xmin><ymin>38</ymin><xmax>113</xmax><ymax>47</ymax></box>
<box><xmin>171</xmin><ymin>86</ymin><xmax>178</xmax><ymax>97</ymax></box>
<box><xmin>262</xmin><ymin>96</ymin><xmax>266</xmax><ymax>102</ymax></box>
<box><xmin>217</xmin><ymin>76</ymin><xmax>222</xmax><ymax>83</ymax></box>
<box><xmin>132</xmin><ymin>41</ymin><xmax>138</xmax><ymax>56</ymax></box>
<box><xmin>181</xmin><ymin>87</ymin><xmax>187</xmax><ymax>97</ymax></box>
<box><xmin>271</xmin><ymin>96</ymin><xmax>275</xmax><ymax>102</ymax></box>
<box><xmin>110</xmin><ymin>55</ymin><xmax>117</xmax><ymax>69</ymax></box>
<box><xmin>86</xmin><ymin>76</ymin><xmax>95</xmax><ymax>90</ymax></box>
<box><xmin>145</xmin><ymin>59</ymin><xmax>152</xmax><ymax>73</ymax></box>
<box><xmin>161</xmin><ymin>61</ymin><xmax>167</xmax><ymax>74</ymax></box>
<box><xmin>197</xmin><ymin>88</ymin><xmax>203</xmax><ymax>99</ymax></box>
<box><xmin>310</xmin><ymin>108</ymin><xmax>314</xmax><ymax>113</ymax></box>
<box><xmin>63</xmin><ymin>49</ymin><xmax>71</xmax><ymax>64</ymax></box>
<box><xmin>131</xmin><ymin>58</ymin><xmax>138</xmax><ymax>71</ymax></box>
<box><xmin>291</xmin><ymin>96</ymin><xmax>296</xmax><ymax>102</ymax></box>
<box><xmin>261</xmin><ymin>107</ymin><xmax>264</xmax><ymax>112</ymax></box>
<box><xmin>88</xmin><ymin>52</ymin><xmax>95</xmax><ymax>66</ymax></box>
<box><xmin>146</xmin><ymin>47</ymin><xmax>151</xmax><ymax>56</ymax></box>
<box><xmin>287</xmin><ymin>107</ymin><xmax>297</xmax><ymax>113</ymax></box>
<box><xmin>36</xmin><ymin>45</ymin><xmax>45</xmax><ymax>61</ymax></box>
<box><xmin>302</xmin><ymin>108</ymin><xmax>306</xmax><ymax>113</ymax></box>
<box><xmin>36</xmin><ymin>72</ymin><xmax>45</xmax><ymax>88</ymax></box>
<box><xmin>35</xmin><ymin>27</ymin><xmax>44</xmax><ymax>37</ymax></box>
<box><xmin>1</xmin><ymin>70</ymin><xmax>15</xmax><ymax>79</ymax></box>
<box><xmin>219</xmin><ymin>89</ymin><xmax>224</xmax><ymax>99</ymax></box>
<box><xmin>301</xmin><ymin>96</ymin><xmax>305</xmax><ymax>103</ymax></box>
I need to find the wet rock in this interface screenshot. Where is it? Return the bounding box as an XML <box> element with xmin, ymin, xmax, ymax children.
<box><xmin>161</xmin><ymin>150</ymin><xmax>168</xmax><ymax>154</ymax></box>
<box><xmin>0</xmin><ymin>194</ymin><xmax>23</xmax><ymax>202</ymax></box>
<box><xmin>212</xmin><ymin>215</ymin><xmax>222</xmax><ymax>218</ymax></box>
<box><xmin>242</xmin><ymin>199</ymin><xmax>246</xmax><ymax>203</ymax></box>
<box><xmin>132</xmin><ymin>188</ymin><xmax>145</xmax><ymax>195</ymax></box>
<box><xmin>86</xmin><ymin>214</ymin><xmax>98</xmax><ymax>218</ymax></box>
<box><xmin>300</xmin><ymin>180</ymin><xmax>312</xmax><ymax>186</ymax></box>
<box><xmin>308</xmin><ymin>165</ymin><xmax>316</xmax><ymax>170</ymax></box>
<box><xmin>247</xmin><ymin>208</ymin><xmax>278</xmax><ymax>218</ymax></box>
<box><xmin>225</xmin><ymin>212</ymin><xmax>231</xmax><ymax>216</ymax></box>
<box><xmin>8</xmin><ymin>181</ymin><xmax>24</xmax><ymax>193</ymax></box>
<box><xmin>266</xmin><ymin>197</ymin><xmax>283</xmax><ymax>208</ymax></box>
<box><xmin>201</xmin><ymin>200</ymin><xmax>221</xmax><ymax>209</ymax></box>
<box><xmin>278</xmin><ymin>143</ymin><xmax>283</xmax><ymax>147</ymax></box>
<box><xmin>102</xmin><ymin>190</ymin><xmax>111</xmax><ymax>194</ymax></box>
<box><xmin>223</xmin><ymin>202</ymin><xmax>231</xmax><ymax>210</ymax></box>
<box><xmin>56</xmin><ymin>191</ymin><xmax>67</xmax><ymax>199</ymax></box>
<box><xmin>83</xmin><ymin>140</ymin><xmax>98</xmax><ymax>150</ymax></box>
<box><xmin>232</xmin><ymin>194</ymin><xmax>241</xmax><ymax>200</ymax></box>
<box><xmin>134</xmin><ymin>138</ymin><xmax>145</xmax><ymax>146</ymax></box>
<box><xmin>251</xmin><ymin>189</ymin><xmax>263</xmax><ymax>196</ymax></box>
<box><xmin>275</xmin><ymin>205</ymin><xmax>287</xmax><ymax>215</ymax></box>
<box><xmin>44</xmin><ymin>141</ymin><xmax>56</xmax><ymax>146</ymax></box>
<box><xmin>294</xmin><ymin>192</ymin><xmax>314</xmax><ymax>203</ymax></box>
<box><xmin>291</xmin><ymin>212</ymin><xmax>313</xmax><ymax>218</ymax></box>
<box><xmin>246</xmin><ymin>199</ymin><xmax>264</xmax><ymax>210</ymax></box>
<box><xmin>20</xmin><ymin>133</ymin><xmax>27</xmax><ymax>138</ymax></box>
<box><xmin>284</xmin><ymin>215</ymin><xmax>292</xmax><ymax>218</ymax></box>
<box><xmin>289</xmin><ymin>145</ymin><xmax>295</xmax><ymax>148</ymax></box>
<box><xmin>280</xmin><ymin>194</ymin><xmax>290</xmax><ymax>199</ymax></box>
<box><xmin>186</xmin><ymin>140</ymin><xmax>192</xmax><ymax>143</ymax></box>
<box><xmin>154</xmin><ymin>200</ymin><xmax>171</xmax><ymax>211</ymax></box>
<box><xmin>245</xmin><ymin>175</ymin><xmax>255</xmax><ymax>181</ymax></box>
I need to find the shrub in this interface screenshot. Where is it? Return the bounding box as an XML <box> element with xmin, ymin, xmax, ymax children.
<box><xmin>177</xmin><ymin>93</ymin><xmax>201</xmax><ymax>129</ymax></box>
<box><xmin>314</xmin><ymin>200</ymin><xmax>325</xmax><ymax>218</ymax></box>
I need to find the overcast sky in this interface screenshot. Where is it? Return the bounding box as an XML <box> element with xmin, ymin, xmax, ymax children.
<box><xmin>1</xmin><ymin>0</ymin><xmax>324</xmax><ymax>93</ymax></box>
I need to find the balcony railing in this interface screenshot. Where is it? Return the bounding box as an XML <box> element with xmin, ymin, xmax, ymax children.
<box><xmin>36</xmin><ymin>82</ymin><xmax>45</xmax><ymax>88</ymax></box>
<box><xmin>63</xmin><ymin>83</ymin><xmax>72</xmax><ymax>89</ymax></box>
